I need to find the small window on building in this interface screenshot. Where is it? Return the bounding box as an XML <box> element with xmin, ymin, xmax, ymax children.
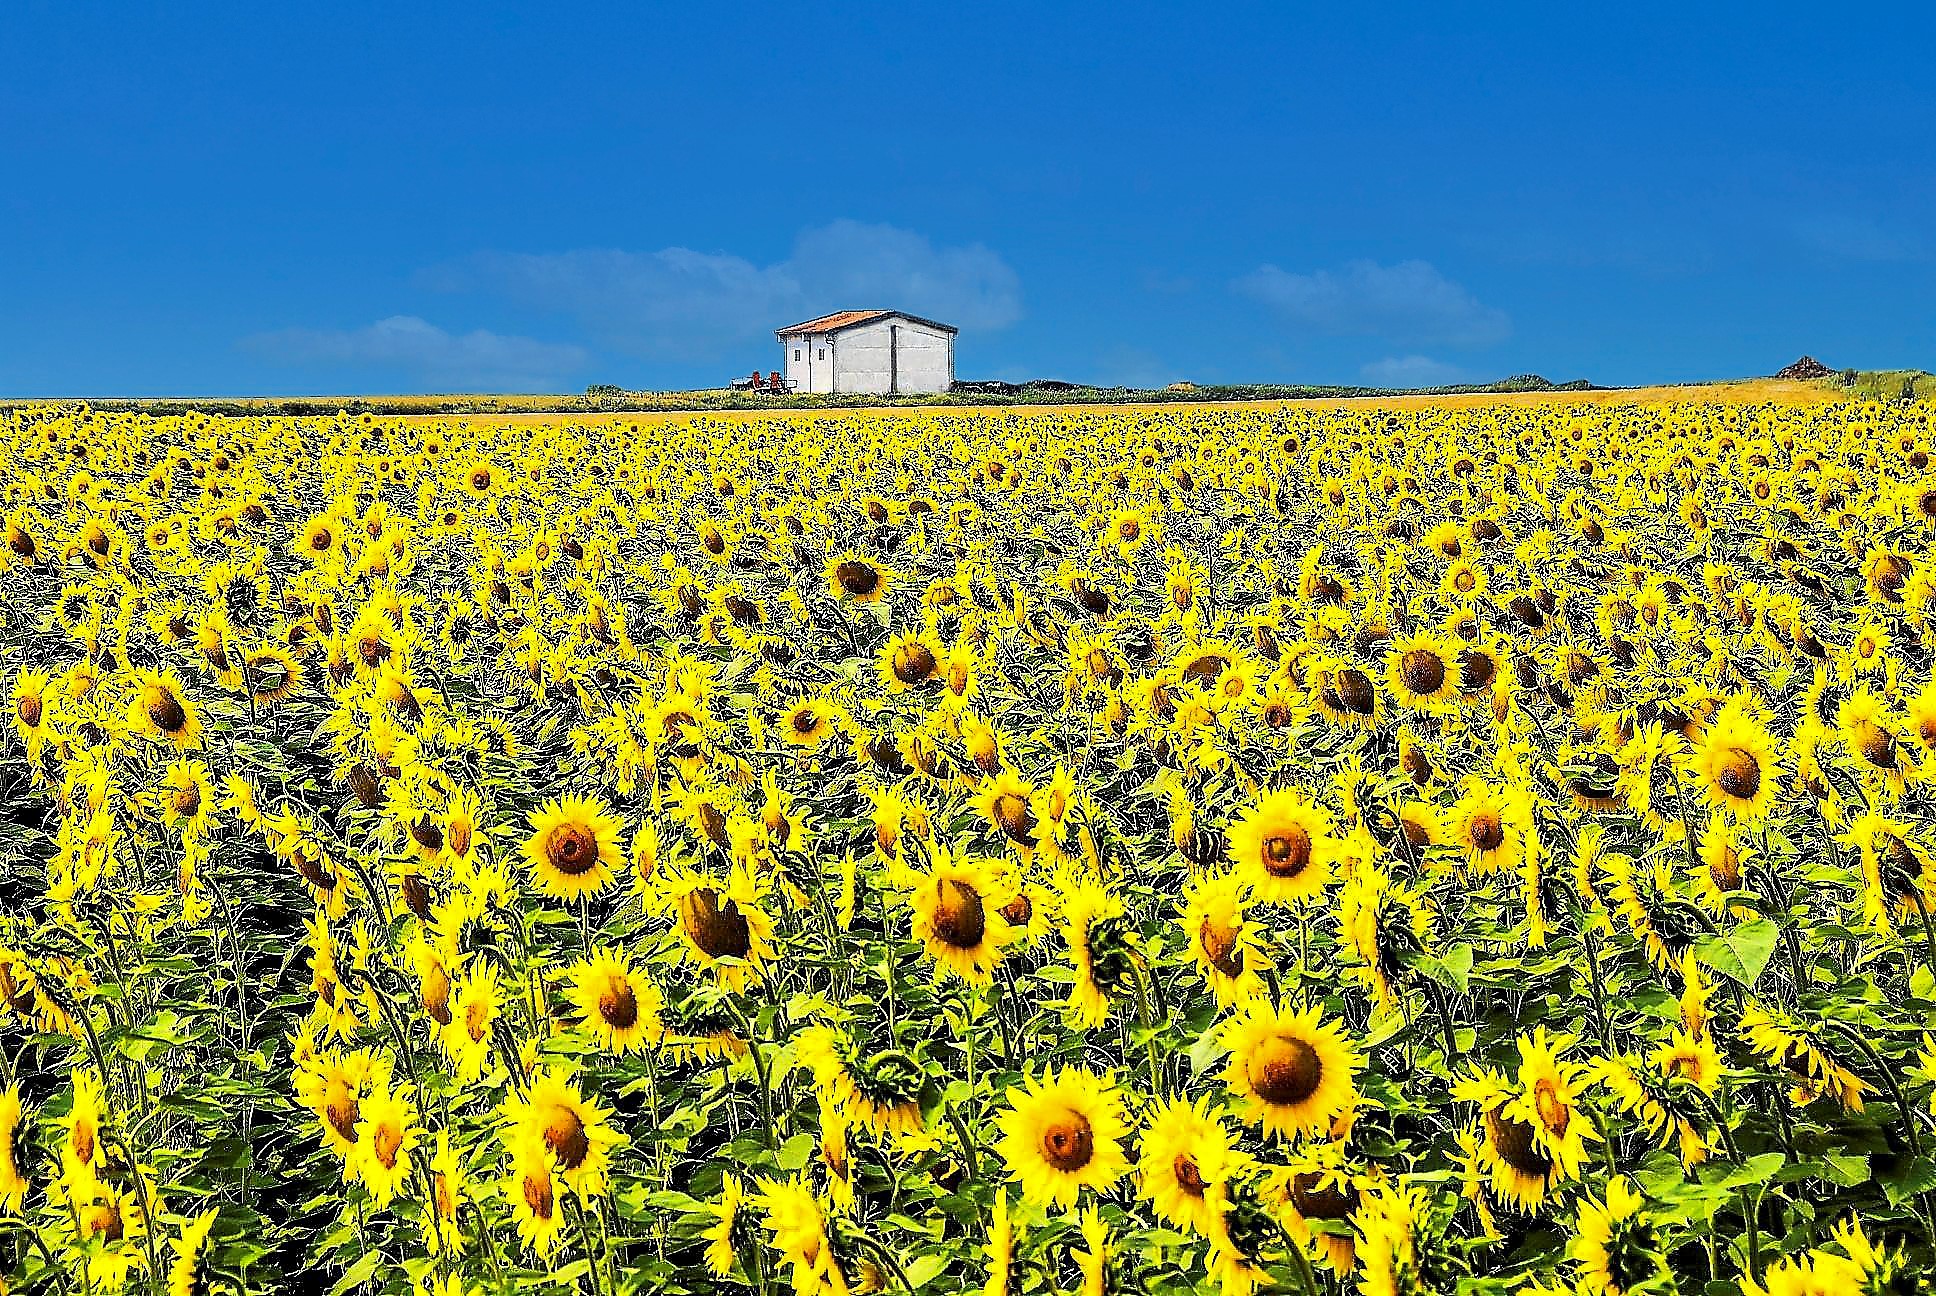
<box><xmin>794</xmin><ymin>349</ymin><xmax>801</xmax><ymax>361</ymax></box>
<box><xmin>817</xmin><ymin>348</ymin><xmax>825</xmax><ymax>360</ymax></box>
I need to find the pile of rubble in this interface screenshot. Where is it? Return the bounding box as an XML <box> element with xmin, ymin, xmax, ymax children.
<box><xmin>1777</xmin><ymin>356</ymin><xmax>1834</xmax><ymax>380</ymax></box>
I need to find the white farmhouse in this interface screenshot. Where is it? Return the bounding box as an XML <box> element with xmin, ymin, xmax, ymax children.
<box><xmin>776</xmin><ymin>310</ymin><xmax>957</xmax><ymax>395</ymax></box>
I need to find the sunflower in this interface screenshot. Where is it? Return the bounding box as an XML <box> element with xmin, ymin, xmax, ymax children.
<box><xmin>1385</xmin><ymin>632</ymin><xmax>1456</xmax><ymax>709</ymax></box>
<box><xmin>245</xmin><ymin>642</ymin><xmax>302</xmax><ymax>704</ymax></box>
<box><xmin>422</xmin><ymin>1128</ymin><xmax>468</xmax><ymax>1256</ymax></box>
<box><xmin>352</xmin><ymin>1078</ymin><xmax>420</xmax><ymax>1207</ymax></box>
<box><xmin>439</xmin><ymin>962</ymin><xmax>503</xmax><ymax>1083</ymax></box>
<box><xmin>1684</xmin><ymin>695</ymin><xmax>1778</xmax><ymax>823</ymax></box>
<box><xmin>1690</xmin><ymin>819</ymin><xmax>1754</xmax><ymax>916</ymax></box>
<box><xmin>758</xmin><ymin>1175</ymin><xmax>853</xmax><ymax>1296</ymax></box>
<box><xmin>878</xmin><ymin>631</ymin><xmax>942</xmax><ymax>692</ymax></box>
<box><xmin>503</xmin><ymin>1129</ymin><xmax>565</xmax><ymax>1258</ymax></box>
<box><xmin>566</xmin><ymin>947</ymin><xmax>661</xmax><ymax>1053</ymax></box>
<box><xmin>1136</xmin><ymin>1093</ymin><xmax>1235</xmax><ymax>1236</ymax></box>
<box><xmin>160</xmin><ymin>758</ymin><xmax>217</xmax><ymax>840</ymax></box>
<box><xmin>907</xmin><ymin>849</ymin><xmax>1017</xmax><ymax>985</ymax></box>
<box><xmin>0</xmin><ymin>1083</ymin><xmax>28</xmax><ymax>1213</ymax></box>
<box><xmin>1444</xmin><ymin>778</ymin><xmax>1532</xmax><ymax>876</ymax></box>
<box><xmin>1835</xmin><ymin>685</ymin><xmax>1923</xmax><ymax>798</ymax></box>
<box><xmin>501</xmin><ymin>1069</ymin><xmax>626</xmax><ymax>1198</ymax></box>
<box><xmin>1179</xmin><ymin>872</ymin><xmax>1270</xmax><ymax>1007</ymax></box>
<box><xmin>295</xmin><ymin>511</ymin><xmax>342</xmax><ymax>561</ymax></box>
<box><xmin>661</xmin><ymin>863</ymin><xmax>777</xmax><ymax>990</ymax></box>
<box><xmin>10</xmin><ymin>667</ymin><xmax>52</xmax><ymax>755</ymax></box>
<box><xmin>1738</xmin><ymin>1002</ymin><xmax>1866</xmax><ymax>1111</ymax></box>
<box><xmin>1227</xmin><ymin>788</ymin><xmax>1334</xmax><ymax>905</ymax></box>
<box><xmin>796</xmin><ymin>1025</ymin><xmax>928</xmax><ymax>1136</ymax></box>
<box><xmin>995</xmin><ymin>1067</ymin><xmax>1129</xmax><ymax>1208</ymax></box>
<box><xmin>778</xmin><ymin>696</ymin><xmax>843</xmax><ymax>748</ymax></box>
<box><xmin>521</xmin><ymin>793</ymin><xmax>624</xmax><ymax>901</ymax></box>
<box><xmin>703</xmin><ymin>1172</ymin><xmax>745</xmax><ymax>1277</ymax></box>
<box><xmin>1457</xmin><ymin>1027</ymin><xmax>1599</xmax><ymax>1211</ymax></box>
<box><xmin>983</xmin><ymin>1190</ymin><xmax>1015</xmax><ymax>1296</ymax></box>
<box><xmin>293</xmin><ymin>1048</ymin><xmax>386</xmax><ymax>1165</ymax></box>
<box><xmin>1063</xmin><ymin>876</ymin><xmax>1135</xmax><ymax>1028</ymax></box>
<box><xmin>974</xmin><ymin>769</ymin><xmax>1039</xmax><ymax>855</ymax></box>
<box><xmin>1570</xmin><ymin>1177</ymin><xmax>1667</xmax><ymax>1296</ymax></box>
<box><xmin>461</xmin><ymin>459</ymin><xmax>501</xmax><ymax>498</ymax></box>
<box><xmin>826</xmin><ymin>551</ymin><xmax>892</xmax><ymax>605</ymax></box>
<box><xmin>168</xmin><ymin>1209</ymin><xmax>220</xmax><ymax>1296</ymax></box>
<box><xmin>126</xmin><ymin>667</ymin><xmax>203</xmax><ymax>749</ymax></box>
<box><xmin>59</xmin><ymin>1067</ymin><xmax>109</xmax><ymax>1186</ymax></box>
<box><xmin>1221</xmin><ymin>1000</ymin><xmax>1360</xmax><ymax>1139</ymax></box>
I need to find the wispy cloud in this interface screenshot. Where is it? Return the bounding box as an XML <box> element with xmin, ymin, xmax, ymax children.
<box><xmin>1360</xmin><ymin>355</ymin><xmax>1467</xmax><ymax>387</ymax></box>
<box><xmin>1235</xmin><ymin>258</ymin><xmax>1509</xmax><ymax>347</ymax></box>
<box><xmin>241</xmin><ymin>316</ymin><xmax>588</xmax><ymax>391</ymax></box>
<box><xmin>424</xmin><ymin>220</ymin><xmax>1021</xmax><ymax>361</ymax></box>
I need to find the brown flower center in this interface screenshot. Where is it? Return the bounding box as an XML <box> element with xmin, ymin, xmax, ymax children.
<box><xmin>598</xmin><ymin>975</ymin><xmax>639</xmax><ymax>1030</ymax></box>
<box><xmin>835</xmin><ymin>561</ymin><xmax>880</xmax><ymax>596</ymax></box>
<box><xmin>1714</xmin><ymin>747</ymin><xmax>1761</xmax><ymax>800</ymax></box>
<box><xmin>681</xmin><ymin>887</ymin><xmax>752</xmax><ymax>960</ymax></box>
<box><xmin>1467</xmin><ymin>813</ymin><xmax>1504</xmax><ymax>853</ymax></box>
<box><xmin>146</xmin><ymin>688</ymin><xmax>188</xmax><ymax>734</ymax></box>
<box><xmin>523</xmin><ymin>1170</ymin><xmax>555</xmax><ymax>1219</ymax></box>
<box><xmin>373</xmin><ymin>1121</ymin><xmax>403</xmax><ymax>1170</ymax></box>
<box><xmin>1173</xmin><ymin>1154</ymin><xmax>1207</xmax><ymax>1197</ymax></box>
<box><xmin>544</xmin><ymin>824</ymin><xmax>600</xmax><ymax>876</ymax></box>
<box><xmin>891</xmin><ymin>642</ymin><xmax>937</xmax><ymax>685</ymax></box>
<box><xmin>1335</xmin><ymin>668</ymin><xmax>1376</xmax><ymax>715</ymax></box>
<box><xmin>1200</xmin><ymin>918</ymin><xmax>1245</xmax><ymax>978</ymax></box>
<box><xmin>930</xmin><ymin>877</ymin><xmax>987</xmax><ymax>948</ymax></box>
<box><xmin>1262</xmin><ymin>825</ymin><xmax>1313</xmax><ymax>878</ymax></box>
<box><xmin>1485</xmin><ymin>1109</ymin><xmax>1554</xmax><ymax>1178</ymax></box>
<box><xmin>993</xmin><ymin>793</ymin><xmax>1036</xmax><ymax>844</ymax></box>
<box><xmin>544</xmin><ymin>1104</ymin><xmax>590</xmax><ymax>1170</ymax></box>
<box><xmin>1534</xmin><ymin>1080</ymin><xmax>1570</xmax><ymax>1135</ymax></box>
<box><xmin>1398</xmin><ymin>649</ymin><xmax>1446</xmax><ymax>697</ymax></box>
<box><xmin>325</xmin><ymin>1086</ymin><xmax>360</xmax><ymax>1143</ymax></box>
<box><xmin>1249</xmin><ymin>1034</ymin><xmax>1323</xmax><ymax>1107</ymax></box>
<box><xmin>1039</xmin><ymin>1112</ymin><xmax>1095</xmax><ymax>1172</ymax></box>
<box><xmin>1290</xmin><ymin>1171</ymin><xmax>1359</xmax><ymax>1220</ymax></box>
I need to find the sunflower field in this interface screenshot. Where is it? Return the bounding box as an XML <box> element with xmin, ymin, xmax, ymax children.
<box><xmin>2</xmin><ymin>396</ymin><xmax>1935</xmax><ymax>1296</ymax></box>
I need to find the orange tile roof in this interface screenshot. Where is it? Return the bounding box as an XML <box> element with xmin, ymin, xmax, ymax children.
<box><xmin>775</xmin><ymin>309</ymin><xmax>891</xmax><ymax>336</ymax></box>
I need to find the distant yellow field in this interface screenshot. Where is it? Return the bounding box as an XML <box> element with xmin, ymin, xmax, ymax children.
<box><xmin>393</xmin><ymin>376</ymin><xmax>1843</xmax><ymax>427</ymax></box>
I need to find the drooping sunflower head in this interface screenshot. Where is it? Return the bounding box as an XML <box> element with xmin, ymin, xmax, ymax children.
<box><xmin>126</xmin><ymin>668</ymin><xmax>202</xmax><ymax>749</ymax></box>
<box><xmin>907</xmin><ymin>850</ymin><xmax>1016</xmax><ymax>985</ymax></box>
<box><xmin>1180</xmin><ymin>871</ymin><xmax>1269</xmax><ymax>1007</ymax></box>
<box><xmin>825</xmin><ymin>551</ymin><xmax>891</xmax><ymax>605</ymax></box>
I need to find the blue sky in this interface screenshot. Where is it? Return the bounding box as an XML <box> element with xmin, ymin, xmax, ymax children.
<box><xmin>2</xmin><ymin>1</ymin><xmax>1931</xmax><ymax>395</ymax></box>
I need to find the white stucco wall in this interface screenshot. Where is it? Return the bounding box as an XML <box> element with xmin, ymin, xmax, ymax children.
<box><xmin>778</xmin><ymin>315</ymin><xmax>954</xmax><ymax>395</ymax></box>
<box><xmin>781</xmin><ymin>335</ymin><xmax>836</xmax><ymax>394</ymax></box>
<box><xmin>831</xmin><ymin>317</ymin><xmax>953</xmax><ymax>394</ymax></box>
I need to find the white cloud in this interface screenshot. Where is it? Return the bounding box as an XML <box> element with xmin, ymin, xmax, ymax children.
<box><xmin>1235</xmin><ymin>258</ymin><xmax>1509</xmax><ymax>347</ymax></box>
<box><xmin>242</xmin><ymin>316</ymin><xmax>588</xmax><ymax>391</ymax></box>
<box><xmin>1360</xmin><ymin>355</ymin><xmax>1467</xmax><ymax>387</ymax></box>
<box><xmin>427</xmin><ymin>220</ymin><xmax>1021</xmax><ymax>361</ymax></box>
